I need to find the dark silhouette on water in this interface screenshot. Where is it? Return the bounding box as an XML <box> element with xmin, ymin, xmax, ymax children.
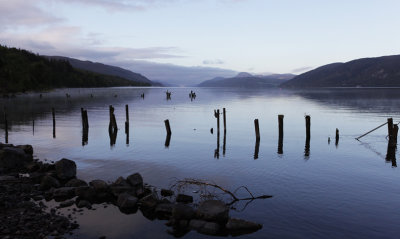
<box><xmin>278</xmin><ymin>115</ymin><xmax>284</xmax><ymax>154</ymax></box>
<box><xmin>108</xmin><ymin>105</ymin><xmax>118</xmax><ymax>147</ymax></box>
<box><xmin>254</xmin><ymin>139</ymin><xmax>260</xmax><ymax>159</ymax></box>
<box><xmin>52</xmin><ymin>108</ymin><xmax>56</xmax><ymax>139</ymax></box>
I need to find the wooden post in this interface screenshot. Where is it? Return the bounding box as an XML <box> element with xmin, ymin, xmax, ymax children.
<box><xmin>388</xmin><ymin>118</ymin><xmax>394</xmax><ymax>142</ymax></box>
<box><xmin>223</xmin><ymin>130</ymin><xmax>226</xmax><ymax>156</ymax></box>
<box><xmin>164</xmin><ymin>119</ymin><xmax>172</xmax><ymax>135</ymax></box>
<box><xmin>335</xmin><ymin>128</ymin><xmax>339</xmax><ymax>145</ymax></box>
<box><xmin>125</xmin><ymin>104</ymin><xmax>129</xmax><ymax>133</ymax></box>
<box><xmin>254</xmin><ymin>119</ymin><xmax>260</xmax><ymax>141</ymax></box>
<box><xmin>393</xmin><ymin>124</ymin><xmax>399</xmax><ymax>145</ymax></box>
<box><xmin>278</xmin><ymin>115</ymin><xmax>284</xmax><ymax>154</ymax></box>
<box><xmin>223</xmin><ymin>108</ymin><xmax>226</xmax><ymax>132</ymax></box>
<box><xmin>52</xmin><ymin>107</ymin><xmax>55</xmax><ymax>138</ymax></box>
<box><xmin>4</xmin><ymin>109</ymin><xmax>8</xmax><ymax>143</ymax></box>
<box><xmin>32</xmin><ymin>118</ymin><xmax>35</xmax><ymax>136</ymax></box>
<box><xmin>84</xmin><ymin>110</ymin><xmax>89</xmax><ymax>129</ymax></box>
<box><xmin>214</xmin><ymin>109</ymin><xmax>220</xmax><ymax>133</ymax></box>
<box><xmin>305</xmin><ymin>115</ymin><xmax>311</xmax><ymax>140</ymax></box>
<box><xmin>254</xmin><ymin>138</ymin><xmax>260</xmax><ymax>160</ymax></box>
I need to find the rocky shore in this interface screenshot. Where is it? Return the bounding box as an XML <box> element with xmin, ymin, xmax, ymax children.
<box><xmin>0</xmin><ymin>143</ymin><xmax>263</xmax><ymax>238</ymax></box>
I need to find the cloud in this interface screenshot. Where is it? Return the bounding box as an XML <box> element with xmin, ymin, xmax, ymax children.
<box><xmin>203</xmin><ymin>59</ymin><xmax>224</xmax><ymax>65</ymax></box>
<box><xmin>0</xmin><ymin>0</ymin><xmax>63</xmax><ymax>29</ymax></box>
<box><xmin>291</xmin><ymin>66</ymin><xmax>314</xmax><ymax>73</ymax></box>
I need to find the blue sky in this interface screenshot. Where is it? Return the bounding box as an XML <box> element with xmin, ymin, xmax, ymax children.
<box><xmin>1</xmin><ymin>0</ymin><xmax>400</xmax><ymax>85</ymax></box>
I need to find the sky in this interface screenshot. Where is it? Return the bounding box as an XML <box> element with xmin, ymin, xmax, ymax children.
<box><xmin>1</xmin><ymin>0</ymin><xmax>400</xmax><ymax>85</ymax></box>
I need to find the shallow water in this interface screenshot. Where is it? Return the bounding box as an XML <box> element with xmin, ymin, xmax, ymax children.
<box><xmin>1</xmin><ymin>87</ymin><xmax>400</xmax><ymax>238</ymax></box>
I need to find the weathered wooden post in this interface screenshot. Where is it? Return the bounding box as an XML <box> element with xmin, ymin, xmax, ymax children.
<box><xmin>223</xmin><ymin>130</ymin><xmax>226</xmax><ymax>156</ymax></box>
<box><xmin>254</xmin><ymin>119</ymin><xmax>260</xmax><ymax>141</ymax></box>
<box><xmin>393</xmin><ymin>124</ymin><xmax>399</xmax><ymax>145</ymax></box>
<box><xmin>305</xmin><ymin>115</ymin><xmax>311</xmax><ymax>140</ymax></box>
<box><xmin>335</xmin><ymin>128</ymin><xmax>339</xmax><ymax>145</ymax></box>
<box><xmin>388</xmin><ymin>118</ymin><xmax>394</xmax><ymax>141</ymax></box>
<box><xmin>125</xmin><ymin>104</ymin><xmax>129</xmax><ymax>133</ymax></box>
<box><xmin>165</xmin><ymin>133</ymin><xmax>171</xmax><ymax>148</ymax></box>
<box><xmin>278</xmin><ymin>115</ymin><xmax>284</xmax><ymax>154</ymax></box>
<box><xmin>164</xmin><ymin>119</ymin><xmax>172</xmax><ymax>135</ymax></box>
<box><xmin>214</xmin><ymin>109</ymin><xmax>220</xmax><ymax>133</ymax></box>
<box><xmin>52</xmin><ymin>107</ymin><xmax>56</xmax><ymax>138</ymax></box>
<box><xmin>223</xmin><ymin>108</ymin><xmax>226</xmax><ymax>132</ymax></box>
<box><xmin>4</xmin><ymin>109</ymin><xmax>8</xmax><ymax>143</ymax></box>
<box><xmin>254</xmin><ymin>139</ymin><xmax>260</xmax><ymax>159</ymax></box>
<box><xmin>32</xmin><ymin>118</ymin><xmax>35</xmax><ymax>136</ymax></box>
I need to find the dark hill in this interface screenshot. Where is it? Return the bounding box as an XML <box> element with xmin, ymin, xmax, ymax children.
<box><xmin>198</xmin><ymin>73</ymin><xmax>294</xmax><ymax>87</ymax></box>
<box><xmin>0</xmin><ymin>45</ymin><xmax>151</xmax><ymax>93</ymax></box>
<box><xmin>281</xmin><ymin>55</ymin><xmax>400</xmax><ymax>88</ymax></box>
<box><xmin>49</xmin><ymin>56</ymin><xmax>153</xmax><ymax>85</ymax></box>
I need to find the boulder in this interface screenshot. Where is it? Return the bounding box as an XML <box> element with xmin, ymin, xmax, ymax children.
<box><xmin>109</xmin><ymin>185</ymin><xmax>135</xmax><ymax>197</ymax></box>
<box><xmin>17</xmin><ymin>145</ymin><xmax>33</xmax><ymax>155</ymax></box>
<box><xmin>117</xmin><ymin>193</ymin><xmax>138</xmax><ymax>210</ymax></box>
<box><xmin>155</xmin><ymin>203</ymin><xmax>175</xmax><ymax>219</ymax></box>
<box><xmin>127</xmin><ymin>173</ymin><xmax>143</xmax><ymax>188</ymax></box>
<box><xmin>65</xmin><ymin>178</ymin><xmax>88</xmax><ymax>187</ymax></box>
<box><xmin>198</xmin><ymin>222</ymin><xmax>221</xmax><ymax>235</ymax></box>
<box><xmin>40</xmin><ymin>175</ymin><xmax>60</xmax><ymax>190</ymax></box>
<box><xmin>172</xmin><ymin>204</ymin><xmax>195</xmax><ymax>220</ymax></box>
<box><xmin>139</xmin><ymin>193</ymin><xmax>158</xmax><ymax>209</ymax></box>
<box><xmin>75</xmin><ymin>186</ymin><xmax>96</xmax><ymax>202</ymax></box>
<box><xmin>54</xmin><ymin>158</ymin><xmax>76</xmax><ymax>180</ymax></box>
<box><xmin>176</xmin><ymin>194</ymin><xmax>193</xmax><ymax>203</ymax></box>
<box><xmin>0</xmin><ymin>147</ymin><xmax>32</xmax><ymax>170</ymax></box>
<box><xmin>189</xmin><ymin>219</ymin><xmax>207</xmax><ymax>230</ymax></box>
<box><xmin>59</xmin><ymin>200</ymin><xmax>75</xmax><ymax>208</ymax></box>
<box><xmin>225</xmin><ymin>218</ymin><xmax>262</xmax><ymax>232</ymax></box>
<box><xmin>53</xmin><ymin>187</ymin><xmax>75</xmax><ymax>200</ymax></box>
<box><xmin>76</xmin><ymin>200</ymin><xmax>92</xmax><ymax>209</ymax></box>
<box><xmin>161</xmin><ymin>189</ymin><xmax>174</xmax><ymax>197</ymax></box>
<box><xmin>196</xmin><ymin>200</ymin><xmax>229</xmax><ymax>223</ymax></box>
<box><xmin>89</xmin><ymin>179</ymin><xmax>108</xmax><ymax>192</ymax></box>
<box><xmin>112</xmin><ymin>176</ymin><xmax>130</xmax><ymax>187</ymax></box>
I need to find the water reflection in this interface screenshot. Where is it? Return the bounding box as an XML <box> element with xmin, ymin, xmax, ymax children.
<box><xmin>254</xmin><ymin>139</ymin><xmax>260</xmax><ymax>159</ymax></box>
<box><xmin>164</xmin><ymin>133</ymin><xmax>171</xmax><ymax>148</ymax></box>
<box><xmin>82</xmin><ymin>127</ymin><xmax>88</xmax><ymax>146</ymax></box>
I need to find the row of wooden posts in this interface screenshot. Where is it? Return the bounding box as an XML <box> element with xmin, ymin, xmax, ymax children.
<box><xmin>1</xmin><ymin>107</ymin><xmax>398</xmax><ymax>159</ymax></box>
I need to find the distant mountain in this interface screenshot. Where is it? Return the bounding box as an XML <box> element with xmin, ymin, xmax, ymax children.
<box><xmin>197</xmin><ymin>72</ymin><xmax>295</xmax><ymax>87</ymax></box>
<box><xmin>0</xmin><ymin>45</ymin><xmax>151</xmax><ymax>93</ymax></box>
<box><xmin>281</xmin><ymin>55</ymin><xmax>400</xmax><ymax>88</ymax></box>
<box><xmin>48</xmin><ymin>56</ymin><xmax>155</xmax><ymax>85</ymax></box>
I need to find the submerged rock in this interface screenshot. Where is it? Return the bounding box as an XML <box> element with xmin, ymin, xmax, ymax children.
<box><xmin>40</xmin><ymin>175</ymin><xmax>60</xmax><ymax>190</ymax></box>
<box><xmin>161</xmin><ymin>189</ymin><xmax>174</xmax><ymax>197</ymax></box>
<box><xmin>117</xmin><ymin>193</ymin><xmax>138</xmax><ymax>212</ymax></box>
<box><xmin>55</xmin><ymin>158</ymin><xmax>76</xmax><ymax>180</ymax></box>
<box><xmin>176</xmin><ymin>194</ymin><xmax>193</xmax><ymax>203</ymax></box>
<box><xmin>0</xmin><ymin>146</ymin><xmax>32</xmax><ymax>170</ymax></box>
<box><xmin>225</xmin><ymin>218</ymin><xmax>263</xmax><ymax>235</ymax></box>
<box><xmin>127</xmin><ymin>173</ymin><xmax>143</xmax><ymax>188</ymax></box>
<box><xmin>196</xmin><ymin>200</ymin><xmax>229</xmax><ymax>223</ymax></box>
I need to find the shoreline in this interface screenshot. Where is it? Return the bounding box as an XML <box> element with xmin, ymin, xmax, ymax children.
<box><xmin>0</xmin><ymin>143</ymin><xmax>263</xmax><ymax>238</ymax></box>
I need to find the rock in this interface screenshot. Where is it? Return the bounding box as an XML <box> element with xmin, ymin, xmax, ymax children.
<box><xmin>65</xmin><ymin>178</ymin><xmax>87</xmax><ymax>187</ymax></box>
<box><xmin>0</xmin><ymin>175</ymin><xmax>17</xmax><ymax>181</ymax></box>
<box><xmin>16</xmin><ymin>145</ymin><xmax>33</xmax><ymax>155</ymax></box>
<box><xmin>117</xmin><ymin>193</ymin><xmax>138</xmax><ymax>210</ymax></box>
<box><xmin>196</xmin><ymin>200</ymin><xmax>229</xmax><ymax>223</ymax></box>
<box><xmin>53</xmin><ymin>187</ymin><xmax>75</xmax><ymax>200</ymax></box>
<box><xmin>172</xmin><ymin>204</ymin><xmax>195</xmax><ymax>220</ymax></box>
<box><xmin>25</xmin><ymin>162</ymin><xmax>39</xmax><ymax>172</ymax></box>
<box><xmin>54</xmin><ymin>158</ymin><xmax>76</xmax><ymax>180</ymax></box>
<box><xmin>109</xmin><ymin>186</ymin><xmax>135</xmax><ymax>197</ymax></box>
<box><xmin>139</xmin><ymin>193</ymin><xmax>158</xmax><ymax>209</ymax></box>
<box><xmin>112</xmin><ymin>176</ymin><xmax>130</xmax><ymax>187</ymax></box>
<box><xmin>198</xmin><ymin>222</ymin><xmax>220</xmax><ymax>235</ymax></box>
<box><xmin>75</xmin><ymin>186</ymin><xmax>96</xmax><ymax>202</ymax></box>
<box><xmin>189</xmin><ymin>219</ymin><xmax>207</xmax><ymax>230</ymax></box>
<box><xmin>76</xmin><ymin>200</ymin><xmax>92</xmax><ymax>209</ymax></box>
<box><xmin>127</xmin><ymin>173</ymin><xmax>143</xmax><ymax>188</ymax></box>
<box><xmin>89</xmin><ymin>179</ymin><xmax>108</xmax><ymax>192</ymax></box>
<box><xmin>161</xmin><ymin>189</ymin><xmax>174</xmax><ymax>197</ymax></box>
<box><xmin>0</xmin><ymin>147</ymin><xmax>32</xmax><ymax>170</ymax></box>
<box><xmin>225</xmin><ymin>218</ymin><xmax>262</xmax><ymax>232</ymax></box>
<box><xmin>176</xmin><ymin>194</ymin><xmax>193</xmax><ymax>203</ymax></box>
<box><xmin>155</xmin><ymin>203</ymin><xmax>175</xmax><ymax>219</ymax></box>
<box><xmin>40</xmin><ymin>175</ymin><xmax>60</xmax><ymax>190</ymax></box>
<box><xmin>59</xmin><ymin>200</ymin><xmax>75</xmax><ymax>208</ymax></box>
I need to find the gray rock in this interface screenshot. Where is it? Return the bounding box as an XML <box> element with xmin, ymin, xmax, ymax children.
<box><xmin>225</xmin><ymin>218</ymin><xmax>262</xmax><ymax>231</ymax></box>
<box><xmin>127</xmin><ymin>173</ymin><xmax>143</xmax><ymax>188</ymax></box>
<box><xmin>40</xmin><ymin>175</ymin><xmax>60</xmax><ymax>190</ymax></box>
<box><xmin>76</xmin><ymin>200</ymin><xmax>92</xmax><ymax>209</ymax></box>
<box><xmin>109</xmin><ymin>186</ymin><xmax>135</xmax><ymax>197</ymax></box>
<box><xmin>155</xmin><ymin>203</ymin><xmax>175</xmax><ymax>216</ymax></box>
<box><xmin>189</xmin><ymin>219</ymin><xmax>207</xmax><ymax>230</ymax></box>
<box><xmin>0</xmin><ymin>147</ymin><xmax>32</xmax><ymax>170</ymax></box>
<box><xmin>89</xmin><ymin>179</ymin><xmax>108</xmax><ymax>192</ymax></box>
<box><xmin>54</xmin><ymin>158</ymin><xmax>76</xmax><ymax>180</ymax></box>
<box><xmin>59</xmin><ymin>200</ymin><xmax>75</xmax><ymax>208</ymax></box>
<box><xmin>161</xmin><ymin>189</ymin><xmax>174</xmax><ymax>197</ymax></box>
<box><xmin>172</xmin><ymin>204</ymin><xmax>195</xmax><ymax>220</ymax></box>
<box><xmin>112</xmin><ymin>176</ymin><xmax>130</xmax><ymax>186</ymax></box>
<box><xmin>139</xmin><ymin>193</ymin><xmax>158</xmax><ymax>208</ymax></box>
<box><xmin>117</xmin><ymin>193</ymin><xmax>138</xmax><ymax>210</ymax></box>
<box><xmin>176</xmin><ymin>194</ymin><xmax>193</xmax><ymax>203</ymax></box>
<box><xmin>16</xmin><ymin>145</ymin><xmax>33</xmax><ymax>155</ymax></box>
<box><xmin>75</xmin><ymin>186</ymin><xmax>96</xmax><ymax>201</ymax></box>
<box><xmin>198</xmin><ymin>222</ymin><xmax>220</xmax><ymax>235</ymax></box>
<box><xmin>196</xmin><ymin>200</ymin><xmax>229</xmax><ymax>223</ymax></box>
<box><xmin>65</xmin><ymin>178</ymin><xmax>88</xmax><ymax>187</ymax></box>
<box><xmin>53</xmin><ymin>187</ymin><xmax>75</xmax><ymax>199</ymax></box>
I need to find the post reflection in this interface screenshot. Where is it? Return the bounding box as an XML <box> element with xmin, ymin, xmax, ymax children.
<box><xmin>82</xmin><ymin>127</ymin><xmax>88</xmax><ymax>146</ymax></box>
<box><xmin>254</xmin><ymin>139</ymin><xmax>260</xmax><ymax>159</ymax></box>
<box><xmin>165</xmin><ymin>133</ymin><xmax>171</xmax><ymax>148</ymax></box>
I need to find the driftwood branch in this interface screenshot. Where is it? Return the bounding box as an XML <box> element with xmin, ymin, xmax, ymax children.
<box><xmin>171</xmin><ymin>178</ymin><xmax>272</xmax><ymax>206</ymax></box>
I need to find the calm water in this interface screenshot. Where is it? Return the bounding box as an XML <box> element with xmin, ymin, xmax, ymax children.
<box><xmin>1</xmin><ymin>87</ymin><xmax>400</xmax><ymax>239</ymax></box>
